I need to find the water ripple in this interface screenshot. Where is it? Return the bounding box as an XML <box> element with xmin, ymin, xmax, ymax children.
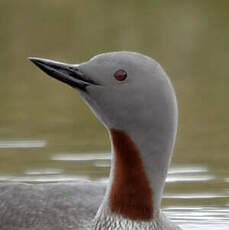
<box><xmin>51</xmin><ymin>152</ymin><xmax>110</xmax><ymax>161</ymax></box>
<box><xmin>166</xmin><ymin>174</ymin><xmax>215</xmax><ymax>183</ymax></box>
<box><xmin>164</xmin><ymin>193</ymin><xmax>228</xmax><ymax>199</ymax></box>
<box><xmin>168</xmin><ymin>166</ymin><xmax>208</xmax><ymax>174</ymax></box>
<box><xmin>24</xmin><ymin>169</ymin><xmax>63</xmax><ymax>175</ymax></box>
<box><xmin>0</xmin><ymin>140</ymin><xmax>47</xmax><ymax>149</ymax></box>
<box><xmin>0</xmin><ymin>174</ymin><xmax>89</xmax><ymax>183</ymax></box>
<box><xmin>165</xmin><ymin>207</ymin><xmax>229</xmax><ymax>230</ymax></box>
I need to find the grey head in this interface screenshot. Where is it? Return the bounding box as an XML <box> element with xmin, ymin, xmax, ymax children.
<box><xmin>29</xmin><ymin>51</ymin><xmax>177</xmax><ymax>132</ymax></box>
<box><xmin>29</xmin><ymin>51</ymin><xmax>178</xmax><ymax>228</ymax></box>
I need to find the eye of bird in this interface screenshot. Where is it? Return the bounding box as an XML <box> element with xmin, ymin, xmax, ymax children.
<box><xmin>114</xmin><ymin>69</ymin><xmax>127</xmax><ymax>81</ymax></box>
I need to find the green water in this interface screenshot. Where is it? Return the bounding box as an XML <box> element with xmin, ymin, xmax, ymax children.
<box><xmin>0</xmin><ymin>1</ymin><xmax>229</xmax><ymax>228</ymax></box>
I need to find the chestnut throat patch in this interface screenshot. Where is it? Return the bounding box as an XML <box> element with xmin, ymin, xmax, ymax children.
<box><xmin>109</xmin><ymin>129</ymin><xmax>153</xmax><ymax>221</ymax></box>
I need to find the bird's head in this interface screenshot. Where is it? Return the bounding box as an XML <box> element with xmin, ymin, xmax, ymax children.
<box><xmin>29</xmin><ymin>51</ymin><xmax>177</xmax><ymax>135</ymax></box>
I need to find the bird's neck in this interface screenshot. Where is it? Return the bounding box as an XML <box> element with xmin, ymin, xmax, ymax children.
<box><xmin>94</xmin><ymin>126</ymin><xmax>176</xmax><ymax>225</ymax></box>
<box><xmin>109</xmin><ymin>129</ymin><xmax>153</xmax><ymax>220</ymax></box>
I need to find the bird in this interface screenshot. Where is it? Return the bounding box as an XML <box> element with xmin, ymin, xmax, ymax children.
<box><xmin>0</xmin><ymin>51</ymin><xmax>181</xmax><ymax>230</ymax></box>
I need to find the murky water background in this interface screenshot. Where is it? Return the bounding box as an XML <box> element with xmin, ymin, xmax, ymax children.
<box><xmin>0</xmin><ymin>1</ymin><xmax>229</xmax><ymax>229</ymax></box>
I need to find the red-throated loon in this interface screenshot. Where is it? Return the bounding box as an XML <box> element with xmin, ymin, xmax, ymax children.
<box><xmin>0</xmin><ymin>51</ymin><xmax>180</xmax><ymax>230</ymax></box>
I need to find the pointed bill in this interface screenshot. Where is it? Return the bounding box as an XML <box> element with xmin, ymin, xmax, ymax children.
<box><xmin>29</xmin><ymin>57</ymin><xmax>98</xmax><ymax>91</ymax></box>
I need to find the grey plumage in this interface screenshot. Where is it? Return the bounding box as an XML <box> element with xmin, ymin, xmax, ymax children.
<box><xmin>0</xmin><ymin>181</ymin><xmax>105</xmax><ymax>230</ymax></box>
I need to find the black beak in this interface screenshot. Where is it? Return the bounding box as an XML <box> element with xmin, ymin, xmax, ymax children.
<box><xmin>29</xmin><ymin>57</ymin><xmax>98</xmax><ymax>91</ymax></box>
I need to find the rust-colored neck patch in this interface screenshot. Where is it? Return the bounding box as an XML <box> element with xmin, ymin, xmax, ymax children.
<box><xmin>109</xmin><ymin>129</ymin><xmax>153</xmax><ymax>221</ymax></box>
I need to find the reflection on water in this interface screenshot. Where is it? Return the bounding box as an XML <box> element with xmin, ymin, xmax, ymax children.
<box><xmin>164</xmin><ymin>194</ymin><xmax>228</xmax><ymax>199</ymax></box>
<box><xmin>25</xmin><ymin>168</ymin><xmax>63</xmax><ymax>175</ymax></box>
<box><xmin>165</xmin><ymin>207</ymin><xmax>229</xmax><ymax>230</ymax></box>
<box><xmin>167</xmin><ymin>166</ymin><xmax>215</xmax><ymax>183</ymax></box>
<box><xmin>0</xmin><ymin>174</ymin><xmax>88</xmax><ymax>183</ymax></box>
<box><xmin>168</xmin><ymin>166</ymin><xmax>208</xmax><ymax>174</ymax></box>
<box><xmin>0</xmin><ymin>140</ymin><xmax>46</xmax><ymax>148</ymax></box>
<box><xmin>167</xmin><ymin>174</ymin><xmax>215</xmax><ymax>183</ymax></box>
<box><xmin>52</xmin><ymin>152</ymin><xmax>110</xmax><ymax>161</ymax></box>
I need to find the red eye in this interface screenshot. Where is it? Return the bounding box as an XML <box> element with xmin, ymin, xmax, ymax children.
<box><xmin>114</xmin><ymin>69</ymin><xmax>127</xmax><ymax>81</ymax></box>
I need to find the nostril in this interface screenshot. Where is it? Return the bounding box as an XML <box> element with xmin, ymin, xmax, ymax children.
<box><xmin>69</xmin><ymin>66</ymin><xmax>81</xmax><ymax>73</ymax></box>
<box><xmin>68</xmin><ymin>66</ymin><xmax>75</xmax><ymax>70</ymax></box>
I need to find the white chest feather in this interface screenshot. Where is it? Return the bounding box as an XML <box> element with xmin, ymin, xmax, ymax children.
<box><xmin>90</xmin><ymin>211</ymin><xmax>181</xmax><ymax>230</ymax></box>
